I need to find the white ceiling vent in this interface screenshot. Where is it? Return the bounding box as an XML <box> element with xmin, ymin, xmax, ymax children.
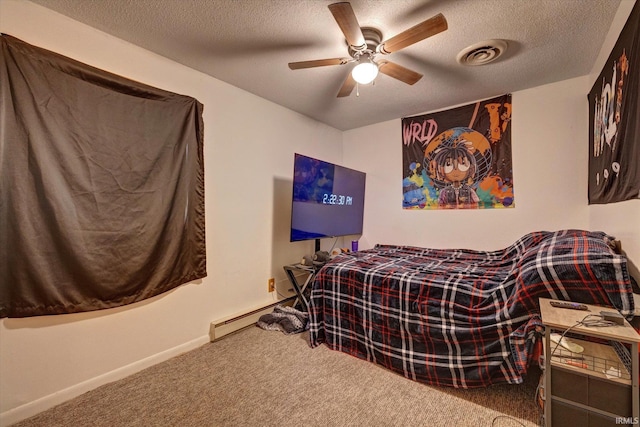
<box><xmin>457</xmin><ymin>40</ymin><xmax>508</xmax><ymax>66</ymax></box>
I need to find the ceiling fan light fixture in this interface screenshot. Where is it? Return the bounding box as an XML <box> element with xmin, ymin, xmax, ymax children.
<box><xmin>289</xmin><ymin>3</ymin><xmax>448</xmax><ymax>98</ymax></box>
<box><xmin>352</xmin><ymin>60</ymin><xmax>378</xmax><ymax>85</ymax></box>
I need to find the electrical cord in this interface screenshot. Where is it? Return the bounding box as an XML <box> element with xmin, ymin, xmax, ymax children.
<box><xmin>328</xmin><ymin>236</ymin><xmax>339</xmax><ymax>254</ymax></box>
<box><xmin>490</xmin><ymin>414</ymin><xmax>527</xmax><ymax>426</ymax></box>
<box><xmin>579</xmin><ymin>314</ymin><xmax>618</xmax><ymax>327</ymax></box>
<box><xmin>549</xmin><ymin>313</ymin><xmax>617</xmax><ymax>358</ymax></box>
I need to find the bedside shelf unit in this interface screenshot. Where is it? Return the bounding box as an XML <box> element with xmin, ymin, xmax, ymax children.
<box><xmin>540</xmin><ymin>298</ymin><xmax>639</xmax><ymax>427</ymax></box>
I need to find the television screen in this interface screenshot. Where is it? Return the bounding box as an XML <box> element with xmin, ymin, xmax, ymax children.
<box><xmin>290</xmin><ymin>153</ymin><xmax>366</xmax><ymax>242</ymax></box>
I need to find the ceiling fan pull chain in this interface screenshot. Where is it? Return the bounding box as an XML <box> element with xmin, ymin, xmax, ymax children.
<box><xmin>356</xmin><ymin>82</ymin><xmax>360</xmax><ymax>97</ymax></box>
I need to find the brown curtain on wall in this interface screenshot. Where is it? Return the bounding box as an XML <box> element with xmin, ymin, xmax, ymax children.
<box><xmin>0</xmin><ymin>35</ymin><xmax>206</xmax><ymax>318</ymax></box>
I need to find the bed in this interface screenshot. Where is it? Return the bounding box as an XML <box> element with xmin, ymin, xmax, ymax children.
<box><xmin>308</xmin><ymin>229</ymin><xmax>636</xmax><ymax>388</ymax></box>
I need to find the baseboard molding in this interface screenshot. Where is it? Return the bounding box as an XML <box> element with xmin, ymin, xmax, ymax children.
<box><xmin>0</xmin><ymin>335</ymin><xmax>210</xmax><ymax>427</ymax></box>
<box><xmin>209</xmin><ymin>297</ymin><xmax>295</xmax><ymax>341</ymax></box>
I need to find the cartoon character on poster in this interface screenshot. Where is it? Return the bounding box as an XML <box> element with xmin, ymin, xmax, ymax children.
<box><xmin>401</xmin><ymin>94</ymin><xmax>514</xmax><ymax>210</ymax></box>
<box><xmin>426</xmin><ymin>127</ymin><xmax>491</xmax><ymax>209</ymax></box>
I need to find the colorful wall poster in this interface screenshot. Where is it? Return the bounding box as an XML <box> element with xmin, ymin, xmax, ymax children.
<box><xmin>402</xmin><ymin>94</ymin><xmax>514</xmax><ymax>210</ymax></box>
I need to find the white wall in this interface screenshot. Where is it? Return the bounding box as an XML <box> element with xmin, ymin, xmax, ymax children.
<box><xmin>0</xmin><ymin>1</ymin><xmax>343</xmax><ymax>424</ymax></box>
<box><xmin>587</xmin><ymin>0</ymin><xmax>640</xmax><ymax>270</ymax></box>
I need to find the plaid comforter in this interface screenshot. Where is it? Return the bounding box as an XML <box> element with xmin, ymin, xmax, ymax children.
<box><xmin>308</xmin><ymin>230</ymin><xmax>635</xmax><ymax>388</ymax></box>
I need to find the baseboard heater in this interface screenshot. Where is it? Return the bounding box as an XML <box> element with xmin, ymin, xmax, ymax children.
<box><xmin>209</xmin><ymin>297</ymin><xmax>295</xmax><ymax>341</ymax></box>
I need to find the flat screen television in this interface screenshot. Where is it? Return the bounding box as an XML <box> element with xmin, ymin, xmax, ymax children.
<box><xmin>290</xmin><ymin>153</ymin><xmax>366</xmax><ymax>247</ymax></box>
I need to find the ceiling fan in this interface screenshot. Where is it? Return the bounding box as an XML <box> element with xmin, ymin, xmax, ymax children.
<box><xmin>288</xmin><ymin>2</ymin><xmax>448</xmax><ymax>98</ymax></box>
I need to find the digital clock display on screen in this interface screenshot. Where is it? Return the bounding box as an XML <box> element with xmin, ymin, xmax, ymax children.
<box><xmin>322</xmin><ymin>193</ymin><xmax>353</xmax><ymax>205</ymax></box>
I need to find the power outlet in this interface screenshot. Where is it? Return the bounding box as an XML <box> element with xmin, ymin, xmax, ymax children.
<box><xmin>268</xmin><ymin>278</ymin><xmax>275</xmax><ymax>293</ymax></box>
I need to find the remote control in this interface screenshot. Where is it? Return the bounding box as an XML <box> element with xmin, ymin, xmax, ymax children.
<box><xmin>550</xmin><ymin>300</ymin><xmax>588</xmax><ymax>310</ymax></box>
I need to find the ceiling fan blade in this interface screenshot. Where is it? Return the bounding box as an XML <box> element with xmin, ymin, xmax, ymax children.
<box><xmin>337</xmin><ymin>73</ymin><xmax>356</xmax><ymax>97</ymax></box>
<box><xmin>378</xmin><ymin>13</ymin><xmax>448</xmax><ymax>54</ymax></box>
<box><xmin>288</xmin><ymin>58</ymin><xmax>350</xmax><ymax>70</ymax></box>
<box><xmin>378</xmin><ymin>60</ymin><xmax>423</xmax><ymax>85</ymax></box>
<box><xmin>328</xmin><ymin>2</ymin><xmax>366</xmax><ymax>51</ymax></box>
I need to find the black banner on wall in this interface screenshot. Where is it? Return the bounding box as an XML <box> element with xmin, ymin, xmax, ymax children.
<box><xmin>588</xmin><ymin>1</ymin><xmax>640</xmax><ymax>204</ymax></box>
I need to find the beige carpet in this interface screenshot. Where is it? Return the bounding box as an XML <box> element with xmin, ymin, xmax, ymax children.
<box><xmin>12</xmin><ymin>326</ymin><xmax>541</xmax><ymax>427</ymax></box>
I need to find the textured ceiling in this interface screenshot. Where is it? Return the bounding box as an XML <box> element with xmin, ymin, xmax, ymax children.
<box><xmin>28</xmin><ymin>0</ymin><xmax>622</xmax><ymax>130</ymax></box>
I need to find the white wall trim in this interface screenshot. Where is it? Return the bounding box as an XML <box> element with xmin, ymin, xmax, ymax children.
<box><xmin>0</xmin><ymin>335</ymin><xmax>210</xmax><ymax>427</ymax></box>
